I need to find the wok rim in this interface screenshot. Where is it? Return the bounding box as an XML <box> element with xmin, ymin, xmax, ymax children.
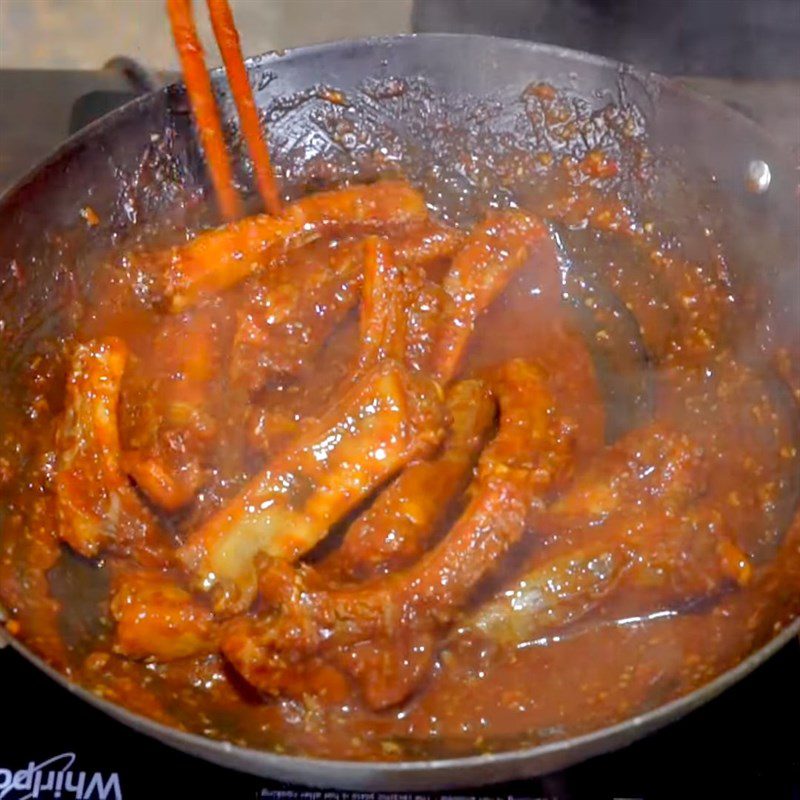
<box><xmin>0</xmin><ymin>32</ymin><xmax>795</xmax><ymax>210</ymax></box>
<box><xmin>5</xmin><ymin>617</ymin><xmax>799</xmax><ymax>784</ymax></box>
<box><xmin>1</xmin><ymin>32</ymin><xmax>798</xmax><ymax>787</ymax></box>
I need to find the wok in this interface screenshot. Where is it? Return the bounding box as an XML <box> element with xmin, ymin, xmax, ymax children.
<box><xmin>0</xmin><ymin>34</ymin><xmax>798</xmax><ymax>790</ymax></box>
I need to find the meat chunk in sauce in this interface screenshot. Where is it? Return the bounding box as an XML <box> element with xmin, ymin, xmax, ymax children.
<box><xmin>222</xmin><ymin>360</ymin><xmax>575</xmax><ymax>707</ymax></box>
<box><xmin>111</xmin><ymin>570</ymin><xmax>217</xmax><ymax>661</ymax></box>
<box><xmin>54</xmin><ymin>338</ymin><xmax>170</xmax><ymax>567</ymax></box>
<box><xmin>119</xmin><ymin>306</ymin><xmax>223</xmax><ymax>510</ymax></box>
<box><xmin>179</xmin><ymin>360</ymin><xmax>446</xmax><ymax>613</ymax></box>
<box><xmin>357</xmin><ymin>236</ymin><xmax>408</xmax><ymax>370</ymax></box>
<box><xmin>432</xmin><ymin>211</ymin><xmax>549</xmax><ymax>382</ymax></box>
<box><xmin>231</xmin><ymin>239</ymin><xmax>363</xmax><ymax>393</ymax></box>
<box><xmin>158</xmin><ymin>181</ymin><xmax>427</xmax><ymax>311</ymax></box>
<box><xmin>548</xmin><ymin>422</ymin><xmax>706</xmax><ymax>522</ymax></box>
<box><xmin>320</xmin><ymin>379</ymin><xmax>495</xmax><ymax>581</ymax></box>
<box><xmin>461</xmin><ymin>424</ymin><xmax>751</xmax><ymax>647</ymax></box>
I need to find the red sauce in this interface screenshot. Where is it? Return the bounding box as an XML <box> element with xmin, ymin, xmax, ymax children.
<box><xmin>0</xmin><ymin>163</ymin><xmax>797</xmax><ymax>762</ymax></box>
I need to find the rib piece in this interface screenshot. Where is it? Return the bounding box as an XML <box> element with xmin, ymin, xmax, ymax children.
<box><xmin>222</xmin><ymin>480</ymin><xmax>527</xmax><ymax>703</ymax></box>
<box><xmin>431</xmin><ymin>210</ymin><xmax>549</xmax><ymax>382</ymax></box>
<box><xmin>471</xmin><ymin>423</ymin><xmax>711</xmax><ymax>641</ymax></box>
<box><xmin>161</xmin><ymin>181</ymin><xmax>427</xmax><ymax>311</ymax></box>
<box><xmin>457</xmin><ymin>508</ymin><xmax>750</xmax><ymax>649</ymax></box>
<box><xmin>478</xmin><ymin>359</ymin><xmax>577</xmax><ymax>502</ymax></box>
<box><xmin>357</xmin><ymin>236</ymin><xmax>407</xmax><ymax>370</ymax></box>
<box><xmin>230</xmin><ymin>239</ymin><xmax>363</xmax><ymax>393</ymax></box>
<box><xmin>119</xmin><ymin>307</ymin><xmax>222</xmax><ymax>510</ymax></box>
<box><xmin>547</xmin><ymin>421</ymin><xmax>707</xmax><ymax>522</ymax></box>
<box><xmin>320</xmin><ymin>379</ymin><xmax>496</xmax><ymax>581</ymax></box>
<box><xmin>179</xmin><ymin>360</ymin><xmax>445</xmax><ymax>613</ymax></box>
<box><xmin>242</xmin><ymin>315</ymin><xmax>361</xmax><ymax>457</ymax></box>
<box><xmin>402</xmin><ymin>261</ymin><xmax>450</xmax><ymax>375</ymax></box>
<box><xmin>222</xmin><ymin>359</ymin><xmax>575</xmax><ymax>707</ymax></box>
<box><xmin>621</xmin><ymin>504</ymin><xmax>753</xmax><ymax>594</ymax></box>
<box><xmin>391</xmin><ymin>220</ymin><xmax>465</xmax><ymax>375</ymax></box>
<box><xmin>232</xmin><ymin>226</ymin><xmax>466</xmax><ymax>395</ymax></box>
<box><xmin>393</xmin><ymin>219</ymin><xmax>465</xmax><ymax>267</ymax></box>
<box><xmin>460</xmin><ymin>424</ymin><xmax>755</xmax><ymax>648</ymax></box>
<box><xmin>54</xmin><ymin>338</ymin><xmax>170</xmax><ymax>567</ymax></box>
<box><xmin>461</xmin><ymin>540</ymin><xmax>627</xmax><ymax>646</ymax></box>
<box><xmin>120</xmin><ymin>452</ymin><xmax>202</xmax><ymax>513</ymax></box>
<box><xmin>111</xmin><ymin>569</ymin><xmax>217</xmax><ymax>661</ymax></box>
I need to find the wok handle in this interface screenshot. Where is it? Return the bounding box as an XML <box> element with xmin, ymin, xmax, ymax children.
<box><xmin>103</xmin><ymin>56</ymin><xmax>163</xmax><ymax>95</ymax></box>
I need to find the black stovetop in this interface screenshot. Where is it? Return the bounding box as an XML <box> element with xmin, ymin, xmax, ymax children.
<box><xmin>0</xmin><ymin>68</ymin><xmax>798</xmax><ymax>800</ymax></box>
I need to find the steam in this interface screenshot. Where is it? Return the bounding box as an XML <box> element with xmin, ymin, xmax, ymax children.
<box><xmin>413</xmin><ymin>0</ymin><xmax>800</xmax><ymax>79</ymax></box>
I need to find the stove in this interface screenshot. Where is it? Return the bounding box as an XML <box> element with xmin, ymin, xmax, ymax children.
<box><xmin>0</xmin><ymin>66</ymin><xmax>798</xmax><ymax>800</ymax></box>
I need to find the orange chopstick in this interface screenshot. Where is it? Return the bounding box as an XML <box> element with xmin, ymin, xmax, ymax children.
<box><xmin>206</xmin><ymin>0</ymin><xmax>283</xmax><ymax>215</ymax></box>
<box><xmin>166</xmin><ymin>0</ymin><xmax>242</xmax><ymax>221</ymax></box>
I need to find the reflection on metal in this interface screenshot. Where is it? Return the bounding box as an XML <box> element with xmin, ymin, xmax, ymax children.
<box><xmin>747</xmin><ymin>159</ymin><xmax>772</xmax><ymax>193</ymax></box>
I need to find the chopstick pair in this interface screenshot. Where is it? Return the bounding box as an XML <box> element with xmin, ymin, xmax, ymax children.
<box><xmin>166</xmin><ymin>0</ymin><xmax>282</xmax><ymax>220</ymax></box>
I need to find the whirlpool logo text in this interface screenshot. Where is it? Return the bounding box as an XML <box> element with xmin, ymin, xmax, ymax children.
<box><xmin>0</xmin><ymin>754</ymin><xmax>122</xmax><ymax>800</ymax></box>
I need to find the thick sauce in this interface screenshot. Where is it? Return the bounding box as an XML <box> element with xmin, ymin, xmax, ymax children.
<box><xmin>0</xmin><ymin>155</ymin><xmax>798</xmax><ymax>762</ymax></box>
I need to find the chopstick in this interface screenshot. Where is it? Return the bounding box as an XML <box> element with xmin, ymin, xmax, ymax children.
<box><xmin>167</xmin><ymin>0</ymin><xmax>242</xmax><ymax>221</ymax></box>
<box><xmin>207</xmin><ymin>0</ymin><xmax>282</xmax><ymax>215</ymax></box>
<box><xmin>166</xmin><ymin>0</ymin><xmax>282</xmax><ymax>221</ymax></box>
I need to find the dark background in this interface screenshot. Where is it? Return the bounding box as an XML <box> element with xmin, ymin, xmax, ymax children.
<box><xmin>413</xmin><ymin>0</ymin><xmax>800</xmax><ymax>78</ymax></box>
